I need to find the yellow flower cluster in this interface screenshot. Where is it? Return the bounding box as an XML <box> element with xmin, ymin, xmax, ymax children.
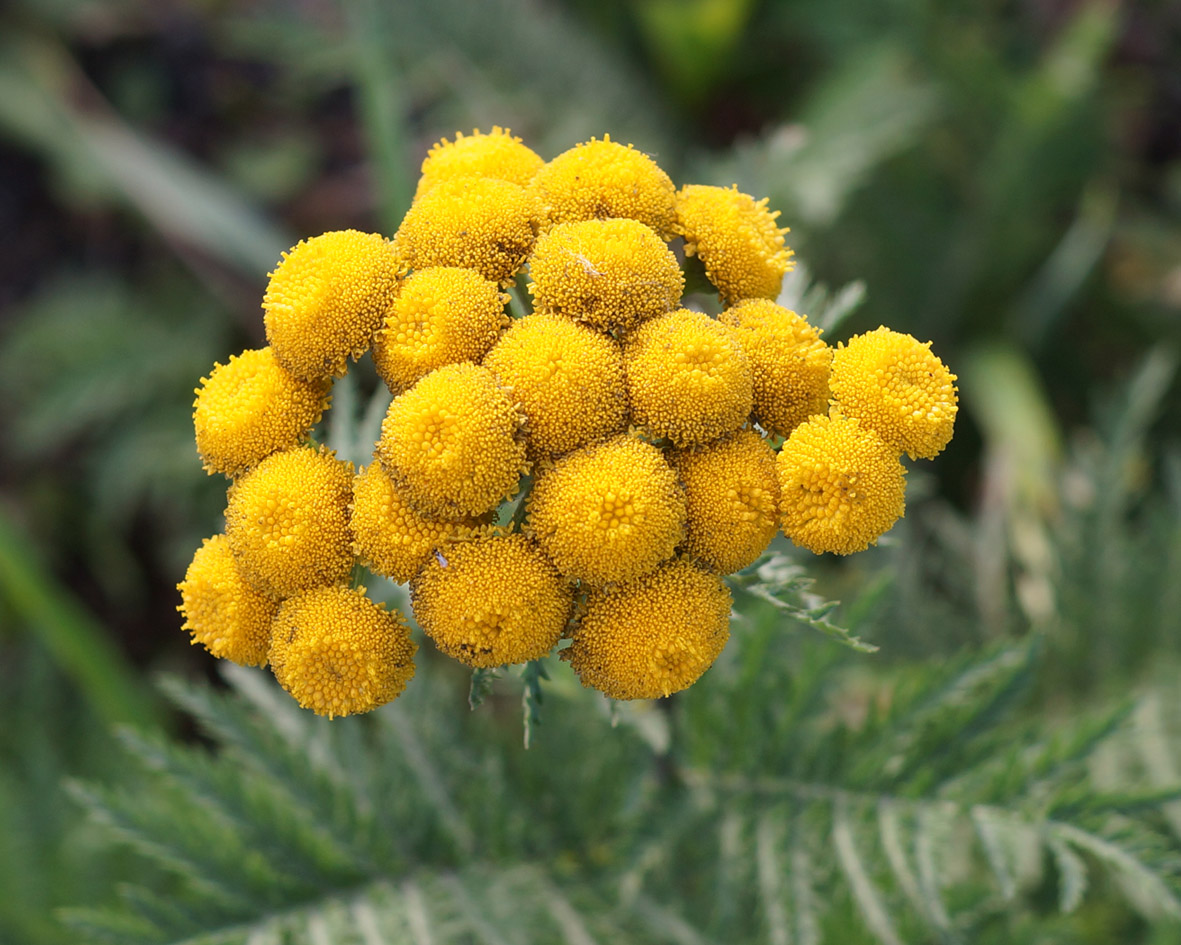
<box><xmin>179</xmin><ymin>127</ymin><xmax>958</xmax><ymax>712</ymax></box>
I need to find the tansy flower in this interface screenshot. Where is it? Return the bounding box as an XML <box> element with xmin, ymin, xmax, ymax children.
<box><xmin>263</xmin><ymin>230</ymin><xmax>401</xmax><ymax>380</ymax></box>
<box><xmin>527</xmin><ymin>218</ymin><xmax>683</xmax><ymax>332</ymax></box>
<box><xmin>193</xmin><ymin>347</ymin><xmax>329</xmax><ymax>478</ymax></box>
<box><xmin>676</xmin><ymin>184</ymin><xmax>793</xmax><ymax>304</ymax></box>
<box><xmin>394</xmin><ymin>177</ymin><xmax>541</xmax><ymax>286</ymax></box>
<box><xmin>829</xmin><ymin>327</ymin><xmax>958</xmax><ymax>460</ymax></box>
<box><xmin>224</xmin><ymin>446</ymin><xmax>355</xmax><ymax>598</ymax></box>
<box><xmin>410</xmin><ymin>533</ymin><xmax>573</xmax><ymax>668</ymax></box>
<box><xmin>415</xmin><ymin>126</ymin><xmax>544</xmax><ymax>198</ymax></box>
<box><xmin>350</xmin><ymin>462</ymin><xmax>482</xmax><ymax>584</ymax></box>
<box><xmin>623</xmin><ymin>308</ymin><xmax>753</xmax><ymax>447</ymax></box>
<box><xmin>529</xmin><ymin>135</ymin><xmax>677</xmax><ymax>237</ymax></box>
<box><xmin>177</xmin><ymin>534</ymin><xmax>276</xmax><ymax>666</ymax></box>
<box><xmin>269</xmin><ymin>585</ymin><xmax>416</xmax><ymax>718</ymax></box>
<box><xmin>375</xmin><ymin>363</ymin><xmax>527</xmax><ymax>520</ymax></box>
<box><xmin>371</xmin><ymin>267</ymin><xmax>509</xmax><ymax>393</ymax></box>
<box><xmin>563</xmin><ymin>559</ymin><xmax>731</xmax><ymax>700</ymax></box>
<box><xmin>527</xmin><ymin>435</ymin><xmax>685</xmax><ymax>585</ymax></box>
<box><xmin>776</xmin><ymin>413</ymin><xmax>906</xmax><ymax>556</ymax></box>
<box><xmin>719</xmin><ymin>299</ymin><xmax>830</xmax><ymax>438</ymax></box>
<box><xmin>669</xmin><ymin>429</ymin><xmax>780</xmax><ymax>574</ymax></box>
<box><xmin>482</xmin><ymin>313</ymin><xmax>628</xmax><ymax>458</ymax></box>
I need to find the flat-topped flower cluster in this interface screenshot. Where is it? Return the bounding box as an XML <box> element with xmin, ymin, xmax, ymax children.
<box><xmin>179</xmin><ymin>127</ymin><xmax>958</xmax><ymax>717</ymax></box>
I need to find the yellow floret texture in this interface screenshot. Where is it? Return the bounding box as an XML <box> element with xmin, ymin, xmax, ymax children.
<box><xmin>177</xmin><ymin>534</ymin><xmax>277</xmax><ymax>666</ymax></box>
<box><xmin>624</xmin><ymin>308</ymin><xmax>753</xmax><ymax>446</ymax></box>
<box><xmin>527</xmin><ymin>218</ymin><xmax>684</xmax><ymax>332</ymax></box>
<box><xmin>415</xmin><ymin>126</ymin><xmax>544</xmax><ymax>198</ymax></box>
<box><xmin>482</xmin><ymin>313</ymin><xmax>628</xmax><ymax>458</ymax></box>
<box><xmin>676</xmin><ymin>184</ymin><xmax>793</xmax><ymax>304</ymax></box>
<box><xmin>720</xmin><ymin>299</ymin><xmax>831</xmax><ymax>438</ymax></box>
<box><xmin>829</xmin><ymin>327</ymin><xmax>958</xmax><ymax>460</ymax></box>
<box><xmin>225</xmin><ymin>446</ymin><xmax>355</xmax><ymax>599</ymax></box>
<box><xmin>564</xmin><ymin>559</ymin><xmax>731</xmax><ymax>700</ymax></box>
<box><xmin>269</xmin><ymin>585</ymin><xmax>416</xmax><ymax>718</ymax></box>
<box><xmin>530</xmin><ymin>135</ymin><xmax>677</xmax><ymax>237</ymax></box>
<box><xmin>776</xmin><ymin>414</ymin><xmax>906</xmax><ymax>556</ymax></box>
<box><xmin>527</xmin><ymin>435</ymin><xmax>686</xmax><ymax>585</ymax></box>
<box><xmin>670</xmin><ymin>429</ymin><xmax>781</xmax><ymax>575</ymax></box>
<box><xmin>411</xmin><ymin>534</ymin><xmax>573</xmax><ymax>668</ymax></box>
<box><xmin>376</xmin><ymin>363</ymin><xmax>527</xmax><ymax>520</ymax></box>
<box><xmin>263</xmin><ymin>229</ymin><xmax>401</xmax><ymax>380</ymax></box>
<box><xmin>372</xmin><ymin>267</ymin><xmax>509</xmax><ymax>393</ymax></box>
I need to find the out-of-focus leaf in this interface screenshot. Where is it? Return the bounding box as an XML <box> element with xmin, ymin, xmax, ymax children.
<box><xmin>633</xmin><ymin>0</ymin><xmax>756</xmax><ymax>104</ymax></box>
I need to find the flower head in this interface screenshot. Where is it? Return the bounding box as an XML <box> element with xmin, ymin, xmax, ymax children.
<box><xmin>669</xmin><ymin>429</ymin><xmax>780</xmax><ymax>574</ymax></box>
<box><xmin>527</xmin><ymin>435</ymin><xmax>685</xmax><ymax>584</ymax></box>
<box><xmin>482</xmin><ymin>313</ymin><xmax>628</xmax><ymax>458</ymax></box>
<box><xmin>372</xmin><ymin>267</ymin><xmax>509</xmax><ymax>393</ymax></box>
<box><xmin>177</xmin><ymin>534</ymin><xmax>277</xmax><ymax>665</ymax></box>
<box><xmin>411</xmin><ymin>533</ymin><xmax>573</xmax><ymax>668</ymax></box>
<box><xmin>719</xmin><ymin>299</ymin><xmax>830</xmax><ymax>438</ymax></box>
<box><xmin>527</xmin><ymin>218</ymin><xmax>683</xmax><ymax>332</ymax></box>
<box><xmin>829</xmin><ymin>327</ymin><xmax>958</xmax><ymax>460</ymax></box>
<box><xmin>623</xmin><ymin>308</ymin><xmax>753</xmax><ymax>446</ymax></box>
<box><xmin>225</xmin><ymin>446</ymin><xmax>355</xmax><ymax>598</ymax></box>
<box><xmin>375</xmin><ymin>363</ymin><xmax>527</xmax><ymax>520</ymax></box>
<box><xmin>415</xmin><ymin>126</ymin><xmax>544</xmax><ymax>198</ymax></box>
<box><xmin>776</xmin><ymin>413</ymin><xmax>906</xmax><ymax>555</ymax></box>
<box><xmin>563</xmin><ymin>559</ymin><xmax>731</xmax><ymax>700</ymax></box>
<box><xmin>676</xmin><ymin>185</ymin><xmax>792</xmax><ymax>303</ymax></box>
<box><xmin>529</xmin><ymin>135</ymin><xmax>677</xmax><ymax>236</ymax></box>
<box><xmin>263</xmin><ymin>230</ymin><xmax>401</xmax><ymax>380</ymax></box>
<box><xmin>269</xmin><ymin>585</ymin><xmax>416</xmax><ymax>718</ymax></box>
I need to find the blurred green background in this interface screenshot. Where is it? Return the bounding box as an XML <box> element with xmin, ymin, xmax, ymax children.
<box><xmin>1</xmin><ymin>0</ymin><xmax>1180</xmax><ymax>943</ymax></box>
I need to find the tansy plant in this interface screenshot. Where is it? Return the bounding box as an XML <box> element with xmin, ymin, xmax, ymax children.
<box><xmin>178</xmin><ymin>127</ymin><xmax>958</xmax><ymax>720</ymax></box>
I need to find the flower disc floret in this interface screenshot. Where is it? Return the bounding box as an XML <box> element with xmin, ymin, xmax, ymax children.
<box><xmin>375</xmin><ymin>363</ymin><xmax>527</xmax><ymax>520</ymax></box>
<box><xmin>719</xmin><ymin>299</ymin><xmax>831</xmax><ymax>438</ymax></box>
<box><xmin>177</xmin><ymin>534</ymin><xmax>277</xmax><ymax>666</ymax></box>
<box><xmin>225</xmin><ymin>447</ymin><xmax>355</xmax><ymax>598</ymax></box>
<box><xmin>528</xmin><ymin>219</ymin><xmax>683</xmax><ymax>332</ymax></box>
<box><xmin>415</xmin><ymin>126</ymin><xmax>544</xmax><ymax>198</ymax></box>
<box><xmin>669</xmin><ymin>429</ymin><xmax>780</xmax><ymax>574</ymax></box>
<box><xmin>193</xmin><ymin>347</ymin><xmax>329</xmax><ymax>477</ymax></box>
<box><xmin>527</xmin><ymin>435</ymin><xmax>685</xmax><ymax>585</ymax></box>
<box><xmin>829</xmin><ymin>327</ymin><xmax>958</xmax><ymax>460</ymax></box>
<box><xmin>482</xmin><ymin>313</ymin><xmax>628</xmax><ymax>457</ymax></box>
<box><xmin>776</xmin><ymin>414</ymin><xmax>906</xmax><ymax>556</ymax></box>
<box><xmin>624</xmin><ymin>308</ymin><xmax>753</xmax><ymax>446</ymax></box>
<box><xmin>676</xmin><ymin>184</ymin><xmax>792</xmax><ymax>303</ymax></box>
<box><xmin>269</xmin><ymin>585</ymin><xmax>416</xmax><ymax>718</ymax></box>
<box><xmin>263</xmin><ymin>230</ymin><xmax>401</xmax><ymax>380</ymax></box>
<box><xmin>372</xmin><ymin>267</ymin><xmax>509</xmax><ymax>392</ymax></box>
<box><xmin>394</xmin><ymin>177</ymin><xmax>541</xmax><ymax>286</ymax></box>
<box><xmin>563</xmin><ymin>559</ymin><xmax>731</xmax><ymax>699</ymax></box>
<box><xmin>530</xmin><ymin>135</ymin><xmax>677</xmax><ymax>236</ymax></box>
<box><xmin>411</xmin><ymin>534</ymin><xmax>573</xmax><ymax>668</ymax></box>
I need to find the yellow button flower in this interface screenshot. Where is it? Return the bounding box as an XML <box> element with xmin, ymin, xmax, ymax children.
<box><xmin>375</xmin><ymin>363</ymin><xmax>527</xmax><ymax>520</ymax></box>
<box><xmin>269</xmin><ymin>585</ymin><xmax>416</xmax><ymax>718</ymax></box>
<box><xmin>669</xmin><ymin>429</ymin><xmax>780</xmax><ymax>574</ymax></box>
<box><xmin>411</xmin><ymin>533</ymin><xmax>573</xmax><ymax>668</ymax></box>
<box><xmin>527</xmin><ymin>218</ymin><xmax>683</xmax><ymax>332</ymax></box>
<box><xmin>829</xmin><ymin>326</ymin><xmax>958</xmax><ymax>460</ymax></box>
<box><xmin>177</xmin><ymin>534</ymin><xmax>277</xmax><ymax>666</ymax></box>
<box><xmin>776</xmin><ymin>413</ymin><xmax>906</xmax><ymax>556</ymax></box>
<box><xmin>719</xmin><ymin>299</ymin><xmax>831</xmax><ymax>438</ymax></box>
<box><xmin>676</xmin><ymin>184</ymin><xmax>793</xmax><ymax>303</ymax></box>
<box><xmin>624</xmin><ymin>308</ymin><xmax>753</xmax><ymax>447</ymax></box>
<box><xmin>415</xmin><ymin>126</ymin><xmax>544</xmax><ymax>198</ymax></box>
<box><xmin>563</xmin><ymin>559</ymin><xmax>731</xmax><ymax>700</ymax></box>
<box><xmin>263</xmin><ymin>230</ymin><xmax>401</xmax><ymax>380</ymax></box>
<box><xmin>482</xmin><ymin>313</ymin><xmax>628</xmax><ymax>458</ymax></box>
<box><xmin>371</xmin><ymin>267</ymin><xmax>509</xmax><ymax>393</ymax></box>
<box><xmin>224</xmin><ymin>446</ymin><xmax>355</xmax><ymax>598</ymax></box>
<box><xmin>527</xmin><ymin>435</ymin><xmax>686</xmax><ymax>585</ymax></box>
